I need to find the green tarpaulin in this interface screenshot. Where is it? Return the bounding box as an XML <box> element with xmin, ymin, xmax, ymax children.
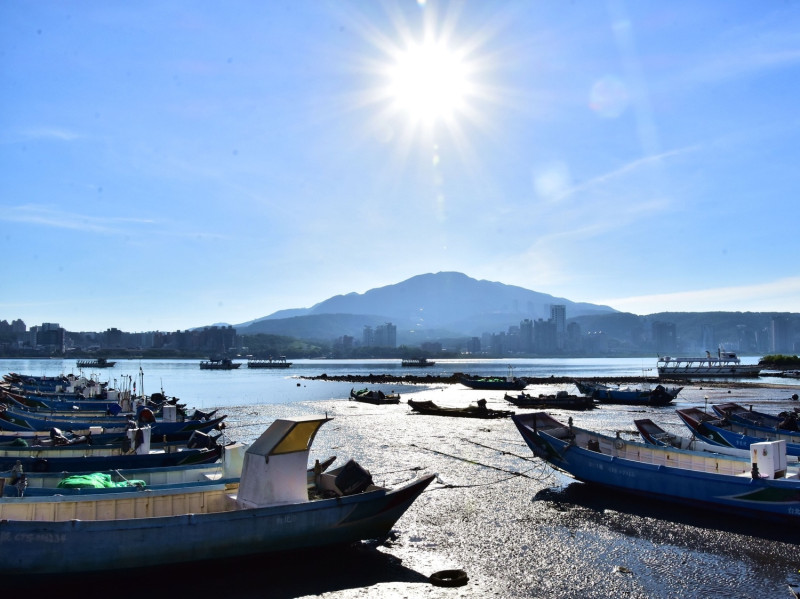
<box><xmin>57</xmin><ymin>473</ymin><xmax>146</xmax><ymax>489</ymax></box>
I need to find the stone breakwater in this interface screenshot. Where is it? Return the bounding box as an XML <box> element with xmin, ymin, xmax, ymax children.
<box><xmin>299</xmin><ymin>372</ymin><xmax>769</xmax><ymax>388</ymax></box>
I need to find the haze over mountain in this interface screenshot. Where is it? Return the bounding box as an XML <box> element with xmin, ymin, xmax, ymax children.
<box><xmin>235</xmin><ymin>272</ymin><xmax>617</xmax><ymax>343</ymax></box>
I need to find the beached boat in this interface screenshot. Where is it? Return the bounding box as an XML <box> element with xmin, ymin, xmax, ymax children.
<box><xmin>657</xmin><ymin>349</ymin><xmax>761</xmax><ymax>378</ymax></box>
<box><xmin>0</xmin><ymin>406</ymin><xmax>227</xmax><ymax>440</ymax></box>
<box><xmin>401</xmin><ymin>358</ymin><xmax>436</xmax><ymax>367</ymax></box>
<box><xmin>512</xmin><ymin>412</ymin><xmax>800</xmax><ymax>524</ymax></box>
<box><xmin>676</xmin><ymin>407</ymin><xmax>800</xmax><ymax>457</ymax></box>
<box><xmin>349</xmin><ymin>388</ymin><xmax>401</xmax><ymax>405</ymax></box>
<box><xmin>460</xmin><ymin>366</ymin><xmax>527</xmax><ymax>391</ymax></box>
<box><xmin>199</xmin><ymin>358</ymin><xmax>240</xmax><ymax>370</ymax></box>
<box><xmin>408</xmin><ymin>398</ymin><xmax>513</xmax><ymax>419</ymax></box>
<box><xmin>0</xmin><ymin>441</ymin><xmax>224</xmax><ymax>473</ymax></box>
<box><xmin>247</xmin><ymin>356</ymin><xmax>292</xmax><ymax>368</ymax></box>
<box><xmin>503</xmin><ymin>391</ymin><xmax>595</xmax><ymax>411</ymax></box>
<box><xmin>634</xmin><ymin>418</ymin><xmax>749</xmax><ymax>458</ymax></box>
<box><xmin>76</xmin><ymin>358</ymin><xmax>116</xmax><ymax>368</ymax></box>
<box><xmin>0</xmin><ymin>415</ymin><xmax>434</xmax><ymax>575</ymax></box>
<box><xmin>574</xmin><ymin>381</ymin><xmax>680</xmax><ymax>406</ymax></box>
<box><xmin>712</xmin><ymin>402</ymin><xmax>800</xmax><ymax>433</ymax></box>
<box><xmin>710</xmin><ymin>402</ymin><xmax>800</xmax><ymax>445</ymax></box>
<box><xmin>1</xmin><ymin>451</ymin><xmax>335</xmax><ymax>498</ymax></box>
<box><xmin>0</xmin><ymin>448</ymin><xmax>244</xmax><ymax>497</ymax></box>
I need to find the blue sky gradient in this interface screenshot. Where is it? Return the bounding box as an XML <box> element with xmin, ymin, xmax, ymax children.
<box><xmin>2</xmin><ymin>1</ymin><xmax>799</xmax><ymax>332</ymax></box>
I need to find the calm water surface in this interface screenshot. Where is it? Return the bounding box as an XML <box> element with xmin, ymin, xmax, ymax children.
<box><xmin>0</xmin><ymin>356</ymin><xmax>785</xmax><ymax>409</ymax></box>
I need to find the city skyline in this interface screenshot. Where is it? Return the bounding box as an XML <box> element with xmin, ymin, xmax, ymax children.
<box><xmin>3</xmin><ymin>2</ymin><xmax>800</xmax><ymax>332</ymax></box>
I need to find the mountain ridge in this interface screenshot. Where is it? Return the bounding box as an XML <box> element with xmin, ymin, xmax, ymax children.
<box><xmin>235</xmin><ymin>271</ymin><xmax>617</xmax><ymax>342</ymax></box>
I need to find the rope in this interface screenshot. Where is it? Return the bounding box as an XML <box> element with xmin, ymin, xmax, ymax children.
<box><xmin>459</xmin><ymin>438</ymin><xmax>539</xmax><ymax>462</ymax></box>
<box><xmin>408</xmin><ymin>443</ymin><xmax>540</xmax><ymax>480</ymax></box>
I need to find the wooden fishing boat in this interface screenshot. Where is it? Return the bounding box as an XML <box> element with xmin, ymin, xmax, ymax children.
<box><xmin>0</xmin><ymin>407</ymin><xmax>227</xmax><ymax>439</ymax></box>
<box><xmin>0</xmin><ymin>415</ymin><xmax>434</xmax><ymax>575</ymax></box>
<box><xmin>1</xmin><ymin>451</ymin><xmax>335</xmax><ymax>498</ymax></box>
<box><xmin>712</xmin><ymin>402</ymin><xmax>800</xmax><ymax>438</ymax></box>
<box><xmin>503</xmin><ymin>391</ymin><xmax>595</xmax><ymax>411</ymax></box>
<box><xmin>574</xmin><ymin>381</ymin><xmax>680</xmax><ymax>406</ymax></box>
<box><xmin>677</xmin><ymin>407</ymin><xmax>800</xmax><ymax>457</ymax></box>
<box><xmin>512</xmin><ymin>412</ymin><xmax>800</xmax><ymax>525</ymax></box>
<box><xmin>634</xmin><ymin>418</ymin><xmax>749</xmax><ymax>458</ymax></box>
<box><xmin>459</xmin><ymin>366</ymin><xmax>527</xmax><ymax>391</ymax></box>
<box><xmin>0</xmin><ymin>446</ymin><xmax>242</xmax><ymax>497</ymax></box>
<box><xmin>408</xmin><ymin>398</ymin><xmax>513</xmax><ymax>419</ymax></box>
<box><xmin>349</xmin><ymin>388</ymin><xmax>400</xmax><ymax>405</ymax></box>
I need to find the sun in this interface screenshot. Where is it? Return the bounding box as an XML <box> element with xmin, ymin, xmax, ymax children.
<box><xmin>385</xmin><ymin>41</ymin><xmax>474</xmax><ymax>126</ymax></box>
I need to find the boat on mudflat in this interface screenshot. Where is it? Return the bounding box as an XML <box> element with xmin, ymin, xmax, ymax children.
<box><xmin>460</xmin><ymin>367</ymin><xmax>527</xmax><ymax>391</ymax></box>
<box><xmin>503</xmin><ymin>391</ymin><xmax>595</xmax><ymax>411</ymax></box>
<box><xmin>0</xmin><ymin>415</ymin><xmax>434</xmax><ymax>575</ymax></box>
<box><xmin>712</xmin><ymin>402</ymin><xmax>800</xmax><ymax>434</ymax></box>
<box><xmin>634</xmin><ymin>418</ymin><xmax>749</xmax><ymax>458</ymax></box>
<box><xmin>657</xmin><ymin>349</ymin><xmax>762</xmax><ymax>378</ymax></box>
<box><xmin>676</xmin><ymin>407</ymin><xmax>800</xmax><ymax>457</ymax></box>
<box><xmin>512</xmin><ymin>412</ymin><xmax>800</xmax><ymax>525</ymax></box>
<box><xmin>349</xmin><ymin>388</ymin><xmax>401</xmax><ymax>405</ymax></box>
<box><xmin>408</xmin><ymin>398</ymin><xmax>513</xmax><ymax>419</ymax></box>
<box><xmin>574</xmin><ymin>381</ymin><xmax>680</xmax><ymax>406</ymax></box>
<box><xmin>0</xmin><ymin>407</ymin><xmax>227</xmax><ymax>439</ymax></box>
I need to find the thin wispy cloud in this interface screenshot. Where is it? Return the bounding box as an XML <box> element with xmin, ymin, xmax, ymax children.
<box><xmin>1</xmin><ymin>204</ymin><xmax>154</xmax><ymax>235</ymax></box>
<box><xmin>20</xmin><ymin>127</ymin><xmax>82</xmax><ymax>141</ymax></box>
<box><xmin>602</xmin><ymin>277</ymin><xmax>800</xmax><ymax>315</ymax></box>
<box><xmin>550</xmin><ymin>146</ymin><xmax>698</xmax><ymax>204</ymax></box>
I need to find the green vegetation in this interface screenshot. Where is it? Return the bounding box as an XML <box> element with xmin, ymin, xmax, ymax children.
<box><xmin>759</xmin><ymin>354</ymin><xmax>800</xmax><ymax>367</ymax></box>
<box><xmin>240</xmin><ymin>334</ymin><xmax>326</xmax><ymax>359</ymax></box>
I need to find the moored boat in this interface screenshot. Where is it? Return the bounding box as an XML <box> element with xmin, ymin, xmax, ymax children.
<box><xmin>657</xmin><ymin>349</ymin><xmax>762</xmax><ymax>378</ymax></box>
<box><xmin>634</xmin><ymin>418</ymin><xmax>750</xmax><ymax>458</ymax></box>
<box><xmin>200</xmin><ymin>358</ymin><xmax>240</xmax><ymax>370</ymax></box>
<box><xmin>408</xmin><ymin>398</ymin><xmax>513</xmax><ymax>419</ymax></box>
<box><xmin>247</xmin><ymin>356</ymin><xmax>292</xmax><ymax>368</ymax></box>
<box><xmin>349</xmin><ymin>388</ymin><xmax>401</xmax><ymax>405</ymax></box>
<box><xmin>512</xmin><ymin>412</ymin><xmax>800</xmax><ymax>525</ymax></box>
<box><xmin>401</xmin><ymin>358</ymin><xmax>436</xmax><ymax>367</ymax></box>
<box><xmin>503</xmin><ymin>391</ymin><xmax>595</xmax><ymax>411</ymax></box>
<box><xmin>574</xmin><ymin>380</ymin><xmax>681</xmax><ymax>406</ymax></box>
<box><xmin>0</xmin><ymin>415</ymin><xmax>434</xmax><ymax>575</ymax></box>
<box><xmin>76</xmin><ymin>358</ymin><xmax>116</xmax><ymax>368</ymax></box>
<box><xmin>676</xmin><ymin>407</ymin><xmax>800</xmax><ymax>457</ymax></box>
<box><xmin>460</xmin><ymin>366</ymin><xmax>527</xmax><ymax>391</ymax></box>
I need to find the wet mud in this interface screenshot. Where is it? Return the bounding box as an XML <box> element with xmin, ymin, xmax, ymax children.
<box><xmin>15</xmin><ymin>381</ymin><xmax>799</xmax><ymax>598</ymax></box>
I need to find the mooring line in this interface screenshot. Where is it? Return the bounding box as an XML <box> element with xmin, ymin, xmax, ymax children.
<box><xmin>408</xmin><ymin>443</ymin><xmax>537</xmax><ymax>479</ymax></box>
<box><xmin>459</xmin><ymin>437</ymin><xmax>539</xmax><ymax>462</ymax></box>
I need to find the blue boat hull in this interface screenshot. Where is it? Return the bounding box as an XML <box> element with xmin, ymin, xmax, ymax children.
<box><xmin>513</xmin><ymin>414</ymin><xmax>800</xmax><ymax>525</ymax></box>
<box><xmin>0</xmin><ymin>445</ymin><xmax>223</xmax><ymax>472</ymax></box>
<box><xmin>0</xmin><ymin>474</ymin><xmax>433</xmax><ymax>575</ymax></box>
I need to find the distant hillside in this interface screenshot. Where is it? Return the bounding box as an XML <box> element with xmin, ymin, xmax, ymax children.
<box><xmin>237</xmin><ymin>271</ymin><xmax>617</xmax><ymax>342</ymax></box>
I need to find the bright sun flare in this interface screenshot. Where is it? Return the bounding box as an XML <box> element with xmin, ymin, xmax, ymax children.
<box><xmin>386</xmin><ymin>41</ymin><xmax>473</xmax><ymax>125</ymax></box>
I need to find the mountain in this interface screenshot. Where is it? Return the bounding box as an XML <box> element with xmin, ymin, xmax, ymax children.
<box><xmin>236</xmin><ymin>272</ymin><xmax>617</xmax><ymax>342</ymax></box>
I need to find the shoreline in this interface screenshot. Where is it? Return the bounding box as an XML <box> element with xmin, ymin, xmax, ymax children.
<box><xmin>301</xmin><ymin>372</ymin><xmax>792</xmax><ymax>390</ymax></box>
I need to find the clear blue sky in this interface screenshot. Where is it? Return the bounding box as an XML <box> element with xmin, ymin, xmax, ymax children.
<box><xmin>2</xmin><ymin>1</ymin><xmax>799</xmax><ymax>332</ymax></box>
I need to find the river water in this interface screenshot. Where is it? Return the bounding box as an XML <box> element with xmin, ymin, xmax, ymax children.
<box><xmin>2</xmin><ymin>357</ymin><xmax>798</xmax><ymax>598</ymax></box>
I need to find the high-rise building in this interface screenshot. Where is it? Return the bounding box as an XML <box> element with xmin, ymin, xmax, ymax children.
<box><xmin>550</xmin><ymin>305</ymin><xmax>566</xmax><ymax>350</ymax></box>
